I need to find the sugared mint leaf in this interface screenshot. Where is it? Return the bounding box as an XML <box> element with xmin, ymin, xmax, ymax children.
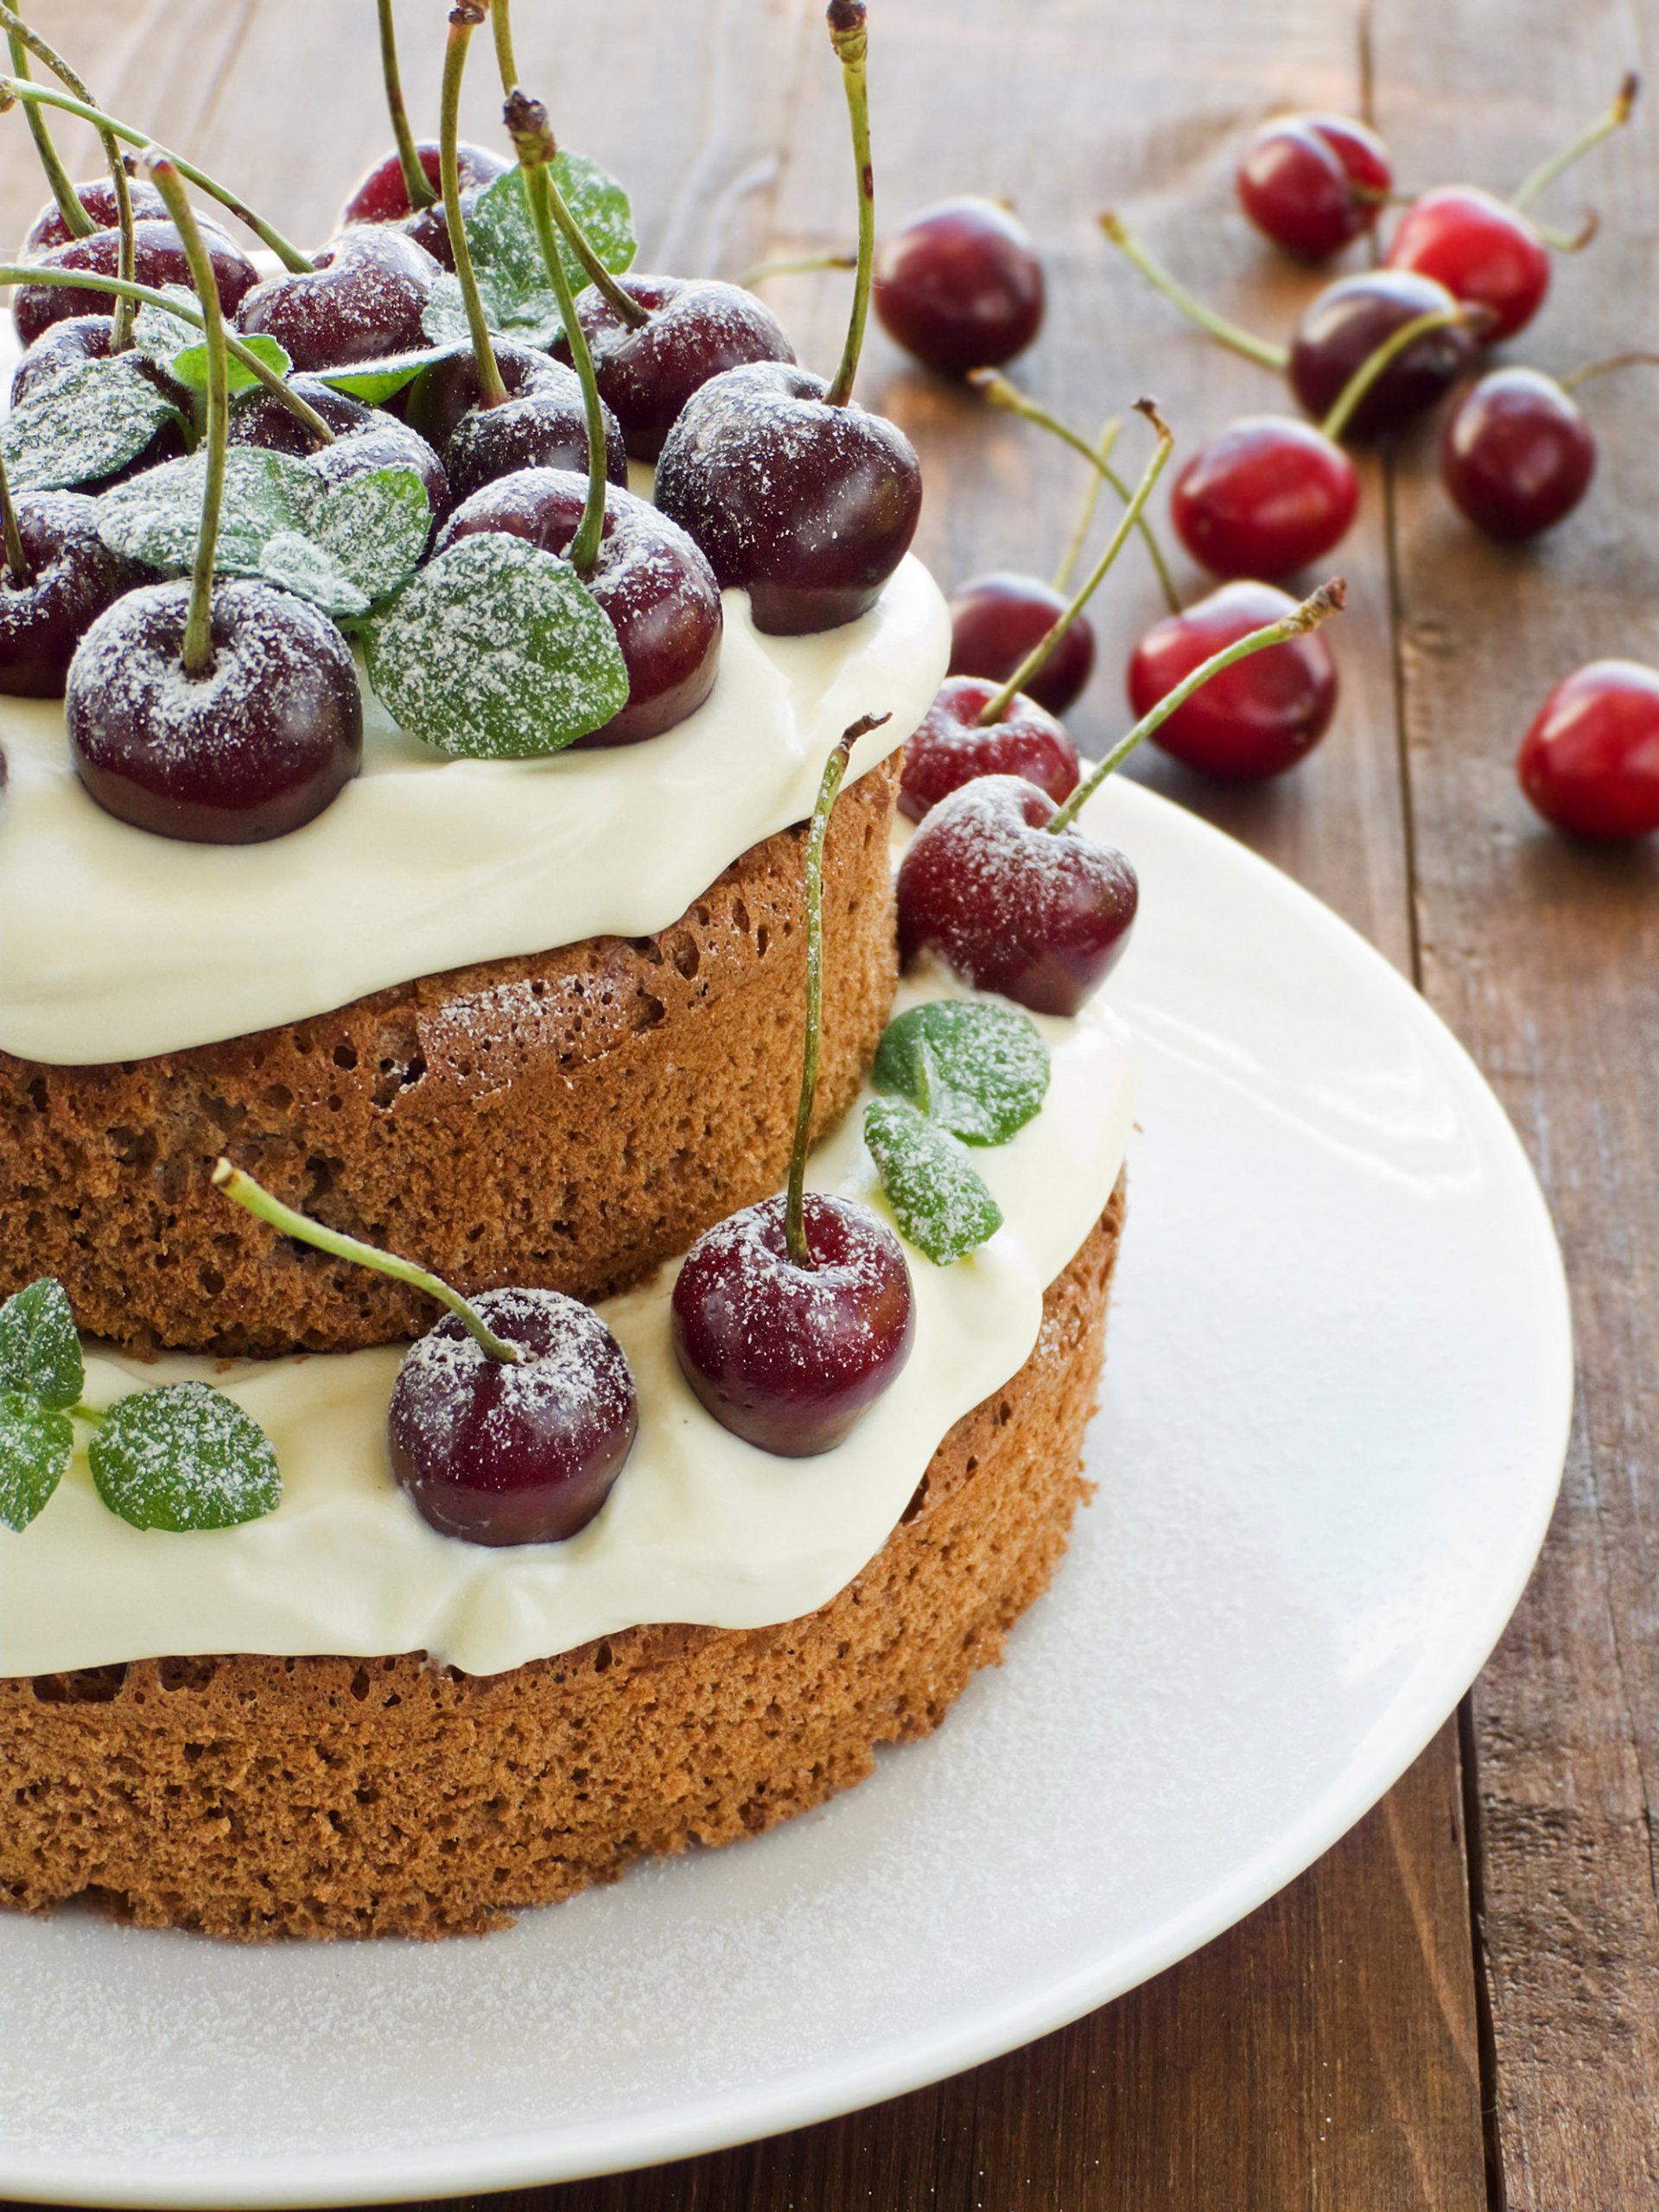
<box><xmin>89</xmin><ymin>1380</ymin><xmax>280</xmax><ymax>1532</ymax></box>
<box><xmin>0</xmin><ymin>1277</ymin><xmax>84</xmax><ymax>1412</ymax></box>
<box><xmin>317</xmin><ymin>346</ymin><xmax>455</xmax><ymax>404</ymax></box>
<box><xmin>874</xmin><ymin>1001</ymin><xmax>1050</xmax><ymax>1147</ymax></box>
<box><xmin>0</xmin><ymin>1389</ymin><xmax>73</xmax><ymax>1532</ymax></box>
<box><xmin>130</xmin><ymin>288</ymin><xmax>201</xmax><ymax>363</ymax></box>
<box><xmin>364</xmin><ymin>532</ymin><xmax>629</xmax><ymax>757</ymax></box>
<box><xmin>1</xmin><ymin>353</ymin><xmax>181</xmax><ymax>493</ymax></box>
<box><xmin>421</xmin><ymin>269</ymin><xmax>563</xmax><ymax>352</ymax></box>
<box><xmin>170</xmin><ymin>329</ymin><xmax>292</xmax><ymax>398</ymax></box>
<box><xmin>863</xmin><ymin>1097</ymin><xmax>1003</xmax><ymax>1267</ymax></box>
<box><xmin>97</xmin><ymin>448</ymin><xmax>429</xmax><ymax>617</ymax></box>
<box><xmin>421</xmin><ymin>156</ymin><xmax>635</xmax><ymax>346</ymax></box>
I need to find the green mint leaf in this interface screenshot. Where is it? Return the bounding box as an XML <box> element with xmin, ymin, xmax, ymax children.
<box><xmin>0</xmin><ymin>1389</ymin><xmax>73</xmax><ymax>1532</ymax></box>
<box><xmin>863</xmin><ymin>1097</ymin><xmax>1004</xmax><ymax>1267</ymax></box>
<box><xmin>422</xmin><ymin>157</ymin><xmax>635</xmax><ymax>347</ymax></box>
<box><xmin>89</xmin><ymin>1380</ymin><xmax>281</xmax><ymax>1532</ymax></box>
<box><xmin>170</xmin><ymin>329</ymin><xmax>292</xmax><ymax>398</ymax></box>
<box><xmin>1</xmin><ymin>353</ymin><xmax>181</xmax><ymax>493</ymax></box>
<box><xmin>97</xmin><ymin>448</ymin><xmax>429</xmax><ymax>615</ymax></box>
<box><xmin>364</xmin><ymin>532</ymin><xmax>629</xmax><ymax>757</ymax></box>
<box><xmin>874</xmin><ymin>1001</ymin><xmax>1050</xmax><ymax>1147</ymax></box>
<box><xmin>420</xmin><ymin>270</ymin><xmax>564</xmax><ymax>352</ymax></box>
<box><xmin>129</xmin><ymin>288</ymin><xmax>201</xmax><ymax>363</ymax></box>
<box><xmin>0</xmin><ymin>1276</ymin><xmax>84</xmax><ymax>1411</ymax></box>
<box><xmin>317</xmin><ymin>346</ymin><xmax>456</xmax><ymax>404</ymax></box>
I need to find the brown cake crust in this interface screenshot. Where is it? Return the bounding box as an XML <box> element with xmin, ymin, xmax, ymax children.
<box><xmin>0</xmin><ymin>1179</ymin><xmax>1125</xmax><ymax>1942</ymax></box>
<box><xmin>0</xmin><ymin>753</ymin><xmax>901</xmax><ymax>1357</ymax></box>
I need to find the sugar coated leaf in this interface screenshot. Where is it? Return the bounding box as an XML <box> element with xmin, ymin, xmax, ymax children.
<box><xmin>863</xmin><ymin>1097</ymin><xmax>1003</xmax><ymax>1267</ymax></box>
<box><xmin>0</xmin><ymin>1276</ymin><xmax>84</xmax><ymax>1412</ymax></box>
<box><xmin>130</xmin><ymin>289</ymin><xmax>201</xmax><ymax>362</ymax></box>
<box><xmin>0</xmin><ymin>1389</ymin><xmax>73</xmax><ymax>1532</ymax></box>
<box><xmin>462</xmin><ymin>158</ymin><xmax>635</xmax><ymax>323</ymax></box>
<box><xmin>170</xmin><ymin>329</ymin><xmax>292</xmax><ymax>397</ymax></box>
<box><xmin>258</xmin><ymin>529</ymin><xmax>370</xmax><ymax>617</ymax></box>
<box><xmin>364</xmin><ymin>532</ymin><xmax>630</xmax><ymax>757</ymax></box>
<box><xmin>874</xmin><ymin>1000</ymin><xmax>1050</xmax><ymax>1146</ymax></box>
<box><xmin>89</xmin><ymin>1381</ymin><xmax>281</xmax><ymax>1533</ymax></box>
<box><xmin>1</xmin><ymin>353</ymin><xmax>181</xmax><ymax>493</ymax></box>
<box><xmin>318</xmin><ymin>346</ymin><xmax>456</xmax><ymax>404</ymax></box>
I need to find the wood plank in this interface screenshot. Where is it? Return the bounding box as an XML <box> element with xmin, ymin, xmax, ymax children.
<box><xmin>1367</xmin><ymin>1</ymin><xmax>1659</xmax><ymax>2204</ymax></box>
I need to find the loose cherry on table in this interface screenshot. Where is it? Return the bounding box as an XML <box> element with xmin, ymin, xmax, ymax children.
<box><xmin>22</xmin><ymin>174</ymin><xmax>168</xmax><ymax>254</ymax></box>
<box><xmin>0</xmin><ymin>483</ymin><xmax>146</xmax><ymax>698</ymax></box>
<box><xmin>235</xmin><ymin>227</ymin><xmax>442</xmax><ymax>370</ymax></box>
<box><xmin>1236</xmin><ymin>113</ymin><xmax>1391</xmax><ymax>262</ymax></box>
<box><xmin>1171</xmin><ymin>415</ymin><xmax>1358</xmax><ymax>581</ymax></box>
<box><xmin>872</xmin><ymin>196</ymin><xmax>1045</xmax><ymax>376</ymax></box>
<box><xmin>1441</xmin><ymin>365</ymin><xmax>1595</xmax><ymax>541</ymax></box>
<box><xmin>1128</xmin><ymin>579</ymin><xmax>1339</xmax><ymax>780</ymax></box>
<box><xmin>948</xmin><ymin>572</ymin><xmax>1096</xmax><ymax>716</ymax></box>
<box><xmin>1287</xmin><ymin>270</ymin><xmax>1477</xmax><ymax>435</ymax></box>
<box><xmin>673</xmin><ymin>726</ymin><xmax>914</xmax><ymax>1454</ymax></box>
<box><xmin>1384</xmin><ymin>188</ymin><xmax>1551</xmax><ymax>345</ymax></box>
<box><xmin>13</xmin><ymin>217</ymin><xmax>257</xmax><ymax>346</ymax></box>
<box><xmin>1516</xmin><ymin>660</ymin><xmax>1659</xmax><ymax>841</ymax></box>
<box><xmin>655</xmin><ymin>1</ymin><xmax>922</xmax><ymax>635</ymax></box>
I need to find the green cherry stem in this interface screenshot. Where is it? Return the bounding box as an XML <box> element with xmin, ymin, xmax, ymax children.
<box><xmin>376</xmin><ymin>0</ymin><xmax>435</xmax><ymax>213</ymax></box>
<box><xmin>508</xmin><ymin>95</ymin><xmax>648</xmax><ymax>329</ymax></box>
<box><xmin>505</xmin><ymin>88</ymin><xmax>608</xmax><ymax>572</ymax></box>
<box><xmin>740</xmin><ymin>247</ymin><xmax>857</xmax><ymax>285</ymax></box>
<box><xmin>1530</xmin><ymin>207</ymin><xmax>1599</xmax><ymax>255</ymax></box>
<box><xmin>1319</xmin><ymin>303</ymin><xmax>1484</xmax><ymax>444</ymax></box>
<box><xmin>785</xmin><ymin>712</ymin><xmax>890</xmax><ymax>1268</ymax></box>
<box><xmin>823</xmin><ymin>0</ymin><xmax>874</xmax><ymax>410</ymax></box>
<box><xmin>1052</xmin><ymin>415</ymin><xmax>1120</xmax><ymax>593</ymax></box>
<box><xmin>970</xmin><ymin>369</ymin><xmax>1180</xmax><ymax>615</ymax></box>
<box><xmin>0</xmin><ymin>447</ymin><xmax>30</xmax><ymax>586</ymax></box>
<box><xmin>1512</xmin><ymin>71</ymin><xmax>1639</xmax><ymax>212</ymax></box>
<box><xmin>1046</xmin><ymin>580</ymin><xmax>1347</xmax><ymax>835</ymax></box>
<box><xmin>1098</xmin><ymin>210</ymin><xmax>1290</xmax><ymax>372</ymax></box>
<box><xmin>0</xmin><ymin>2</ymin><xmax>87</xmax><ymax>240</ymax></box>
<box><xmin>490</xmin><ymin>0</ymin><xmax>518</xmax><ymax>92</ymax></box>
<box><xmin>440</xmin><ymin>2</ymin><xmax>507</xmax><ymax>410</ymax></box>
<box><xmin>1559</xmin><ymin>349</ymin><xmax>1659</xmax><ymax>392</ymax></box>
<box><xmin>213</xmin><ymin>1161</ymin><xmax>524</xmax><ymax>1364</ymax></box>
<box><xmin>0</xmin><ymin>76</ymin><xmax>314</xmax><ymax>270</ymax></box>
<box><xmin>978</xmin><ymin>399</ymin><xmax>1175</xmax><ymax>728</ymax></box>
<box><xmin>147</xmin><ymin>154</ymin><xmax>225</xmax><ymax>679</ymax></box>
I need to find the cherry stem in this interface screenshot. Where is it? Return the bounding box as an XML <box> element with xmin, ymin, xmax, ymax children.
<box><xmin>1319</xmin><ymin>303</ymin><xmax>1482</xmax><ymax>443</ymax></box>
<box><xmin>1046</xmin><ymin>579</ymin><xmax>1347</xmax><ymax>834</ymax></box>
<box><xmin>505</xmin><ymin>89</ymin><xmax>608</xmax><ymax>574</ymax></box>
<box><xmin>1098</xmin><ymin>211</ymin><xmax>1290</xmax><ymax>372</ymax></box>
<box><xmin>970</xmin><ymin>370</ymin><xmax>1180</xmax><ymax>615</ymax></box>
<box><xmin>377</xmin><ymin>0</ymin><xmax>435</xmax><ymax>213</ymax></box>
<box><xmin>490</xmin><ymin>0</ymin><xmax>518</xmax><ymax>92</ymax></box>
<box><xmin>740</xmin><ymin>248</ymin><xmax>857</xmax><ymax>285</ymax></box>
<box><xmin>0</xmin><ymin>448</ymin><xmax>30</xmax><ymax>587</ymax></box>
<box><xmin>441</xmin><ymin>3</ymin><xmax>507</xmax><ymax>410</ymax></box>
<box><xmin>785</xmin><ymin>713</ymin><xmax>889</xmax><ymax>1268</ymax></box>
<box><xmin>823</xmin><ymin>0</ymin><xmax>874</xmax><ymax>410</ymax></box>
<box><xmin>1529</xmin><ymin>207</ymin><xmax>1599</xmax><ymax>254</ymax></box>
<box><xmin>510</xmin><ymin>100</ymin><xmax>649</xmax><ymax>332</ymax></box>
<box><xmin>0</xmin><ymin>262</ymin><xmax>338</xmax><ymax>440</ymax></box>
<box><xmin>213</xmin><ymin>1161</ymin><xmax>524</xmax><ymax>1364</ymax></box>
<box><xmin>1559</xmin><ymin>349</ymin><xmax>1659</xmax><ymax>392</ymax></box>
<box><xmin>1052</xmin><ymin>415</ymin><xmax>1119</xmax><ymax>593</ymax></box>
<box><xmin>977</xmin><ymin>399</ymin><xmax>1175</xmax><ymax>727</ymax></box>
<box><xmin>0</xmin><ymin>3</ymin><xmax>86</xmax><ymax>242</ymax></box>
<box><xmin>148</xmin><ymin>154</ymin><xmax>224</xmax><ymax>680</ymax></box>
<box><xmin>0</xmin><ymin>77</ymin><xmax>314</xmax><ymax>270</ymax></box>
<box><xmin>1512</xmin><ymin>71</ymin><xmax>1639</xmax><ymax>213</ymax></box>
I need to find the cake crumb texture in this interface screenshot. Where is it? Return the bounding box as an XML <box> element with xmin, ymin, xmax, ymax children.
<box><xmin>0</xmin><ymin>755</ymin><xmax>900</xmax><ymax>1358</ymax></box>
<box><xmin>0</xmin><ymin>1180</ymin><xmax>1124</xmax><ymax>1942</ymax></box>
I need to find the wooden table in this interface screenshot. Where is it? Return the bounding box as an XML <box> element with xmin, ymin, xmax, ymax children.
<box><xmin>3</xmin><ymin>2</ymin><xmax>1655</xmax><ymax>2204</ymax></box>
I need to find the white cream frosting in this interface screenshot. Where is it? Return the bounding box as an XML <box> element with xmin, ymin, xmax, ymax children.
<box><xmin>0</xmin><ymin>953</ymin><xmax>1135</xmax><ymax>1679</ymax></box>
<box><xmin>0</xmin><ymin>555</ymin><xmax>949</xmax><ymax>1066</ymax></box>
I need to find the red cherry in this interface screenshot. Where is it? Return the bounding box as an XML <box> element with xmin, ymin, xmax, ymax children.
<box><xmin>947</xmin><ymin>571</ymin><xmax>1096</xmax><ymax>715</ymax></box>
<box><xmin>561</xmin><ymin>273</ymin><xmax>797</xmax><ymax>464</ymax></box>
<box><xmin>12</xmin><ymin>219</ymin><xmax>257</xmax><ymax>348</ymax></box>
<box><xmin>340</xmin><ymin>140</ymin><xmax>507</xmax><ymax>228</ymax></box>
<box><xmin>1441</xmin><ymin>367</ymin><xmax>1594</xmax><ymax>541</ymax></box>
<box><xmin>1236</xmin><ymin>113</ymin><xmax>1391</xmax><ymax>262</ymax></box>
<box><xmin>1128</xmin><ymin>581</ymin><xmax>1338</xmax><ymax>780</ymax></box>
<box><xmin>234</xmin><ymin>229</ymin><xmax>442</xmax><ymax>370</ymax></box>
<box><xmin>1516</xmin><ymin>661</ymin><xmax>1659</xmax><ymax>840</ymax></box>
<box><xmin>896</xmin><ymin>773</ymin><xmax>1138</xmax><ymax>1014</ymax></box>
<box><xmin>899</xmin><ymin>673</ymin><xmax>1078</xmax><ymax>823</ymax></box>
<box><xmin>0</xmin><ymin>493</ymin><xmax>147</xmax><ymax>698</ymax></box>
<box><xmin>1287</xmin><ymin>270</ymin><xmax>1475</xmax><ymax>436</ymax></box>
<box><xmin>873</xmin><ymin>198</ymin><xmax>1045</xmax><ymax>375</ymax></box>
<box><xmin>21</xmin><ymin>175</ymin><xmax>169</xmax><ymax>256</ymax></box>
<box><xmin>1170</xmin><ymin>416</ymin><xmax>1359</xmax><ymax>581</ymax></box>
<box><xmin>1385</xmin><ymin>186</ymin><xmax>1549</xmax><ymax>343</ymax></box>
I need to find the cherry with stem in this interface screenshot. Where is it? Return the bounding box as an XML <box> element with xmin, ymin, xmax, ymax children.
<box><xmin>377</xmin><ymin>0</ymin><xmax>436</xmax><ymax>213</ymax></box>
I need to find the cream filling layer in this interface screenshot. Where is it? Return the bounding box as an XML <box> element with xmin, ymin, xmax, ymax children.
<box><xmin>0</xmin><ymin>556</ymin><xmax>950</xmax><ymax>1066</ymax></box>
<box><xmin>0</xmin><ymin>957</ymin><xmax>1135</xmax><ymax>1679</ymax></box>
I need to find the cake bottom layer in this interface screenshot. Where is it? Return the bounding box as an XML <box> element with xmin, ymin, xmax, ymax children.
<box><xmin>0</xmin><ymin>1179</ymin><xmax>1126</xmax><ymax>1943</ymax></box>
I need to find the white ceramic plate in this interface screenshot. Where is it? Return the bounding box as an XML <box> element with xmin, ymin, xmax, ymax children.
<box><xmin>0</xmin><ymin>778</ymin><xmax>1572</xmax><ymax>2208</ymax></box>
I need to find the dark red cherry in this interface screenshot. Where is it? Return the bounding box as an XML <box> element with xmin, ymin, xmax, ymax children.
<box><xmin>947</xmin><ymin>571</ymin><xmax>1095</xmax><ymax>715</ymax></box>
<box><xmin>1516</xmin><ymin>660</ymin><xmax>1659</xmax><ymax>840</ymax></box>
<box><xmin>654</xmin><ymin>359</ymin><xmax>922</xmax><ymax>634</ymax></box>
<box><xmin>1170</xmin><ymin>416</ymin><xmax>1359</xmax><ymax>581</ymax></box>
<box><xmin>66</xmin><ymin>578</ymin><xmax>363</xmax><ymax>842</ymax></box>
<box><xmin>340</xmin><ymin>138</ymin><xmax>507</xmax><ymax>227</ymax></box>
<box><xmin>225</xmin><ymin>377</ymin><xmax>448</xmax><ymax>531</ymax></box>
<box><xmin>0</xmin><ymin>493</ymin><xmax>146</xmax><ymax>697</ymax></box>
<box><xmin>895</xmin><ymin>772</ymin><xmax>1138</xmax><ymax>1015</ymax></box>
<box><xmin>13</xmin><ymin>219</ymin><xmax>258</xmax><ymax>347</ymax></box>
<box><xmin>558</xmin><ymin>274</ymin><xmax>796</xmax><ymax>463</ymax></box>
<box><xmin>872</xmin><ymin>197</ymin><xmax>1045</xmax><ymax>375</ymax></box>
<box><xmin>388</xmin><ymin>1286</ymin><xmax>637</xmax><ymax>1545</ymax></box>
<box><xmin>22</xmin><ymin>175</ymin><xmax>169</xmax><ymax>255</ymax></box>
<box><xmin>899</xmin><ymin>672</ymin><xmax>1078</xmax><ymax>823</ymax></box>
<box><xmin>1128</xmin><ymin>580</ymin><xmax>1338</xmax><ymax>780</ymax></box>
<box><xmin>1287</xmin><ymin>270</ymin><xmax>1475</xmax><ymax>436</ymax></box>
<box><xmin>671</xmin><ymin>1192</ymin><xmax>913</xmax><ymax>1457</ymax></box>
<box><xmin>1385</xmin><ymin>187</ymin><xmax>1548</xmax><ymax>344</ymax></box>
<box><xmin>443</xmin><ymin>365</ymin><xmax>628</xmax><ymax>507</ymax></box>
<box><xmin>437</xmin><ymin>467</ymin><xmax>721</xmax><ymax>743</ymax></box>
<box><xmin>404</xmin><ymin>338</ymin><xmax>565</xmax><ymax>453</ymax></box>
<box><xmin>392</xmin><ymin>187</ymin><xmax>487</xmax><ymax>273</ymax></box>
<box><xmin>234</xmin><ymin>229</ymin><xmax>442</xmax><ymax>370</ymax></box>
<box><xmin>1236</xmin><ymin>113</ymin><xmax>1391</xmax><ymax>262</ymax></box>
<box><xmin>1442</xmin><ymin>367</ymin><xmax>1594</xmax><ymax>541</ymax></box>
